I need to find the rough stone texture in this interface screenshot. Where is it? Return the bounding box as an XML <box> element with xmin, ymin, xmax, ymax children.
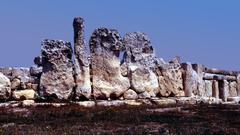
<box><xmin>156</xmin><ymin>60</ymin><xmax>184</xmax><ymax>97</ymax></box>
<box><xmin>237</xmin><ymin>74</ymin><xmax>240</xmax><ymax>96</ymax></box>
<box><xmin>0</xmin><ymin>72</ymin><xmax>11</xmax><ymax>100</ymax></box>
<box><xmin>11</xmin><ymin>78</ymin><xmax>21</xmax><ymax>90</ymax></box>
<box><xmin>219</xmin><ymin>80</ymin><xmax>229</xmax><ymax>102</ymax></box>
<box><xmin>0</xmin><ymin>67</ymin><xmax>12</xmax><ymax>79</ymax></box>
<box><xmin>34</xmin><ymin>56</ymin><xmax>42</xmax><ymax>67</ymax></box>
<box><xmin>182</xmin><ymin>63</ymin><xmax>198</xmax><ymax>97</ymax></box>
<box><xmin>73</xmin><ymin>17</ymin><xmax>91</xmax><ymax>99</ymax></box>
<box><xmin>30</xmin><ymin>66</ymin><xmax>42</xmax><ymax>77</ymax></box>
<box><xmin>131</xmin><ymin>68</ymin><xmax>159</xmax><ymax>96</ymax></box>
<box><xmin>122</xmin><ymin>32</ymin><xmax>159</xmax><ymax>98</ymax></box>
<box><xmin>90</xmin><ymin>28</ymin><xmax>130</xmax><ymax>99</ymax></box>
<box><xmin>122</xmin><ymin>32</ymin><xmax>157</xmax><ymax>69</ymax></box>
<box><xmin>204</xmin><ymin>80</ymin><xmax>213</xmax><ymax>97</ymax></box>
<box><xmin>123</xmin><ymin>89</ymin><xmax>138</xmax><ymax>100</ymax></box>
<box><xmin>12</xmin><ymin>89</ymin><xmax>36</xmax><ymax>100</ymax></box>
<box><xmin>212</xmin><ymin>80</ymin><xmax>219</xmax><ymax>99</ymax></box>
<box><xmin>39</xmin><ymin>39</ymin><xmax>75</xmax><ymax>100</ymax></box>
<box><xmin>229</xmin><ymin>81</ymin><xmax>237</xmax><ymax>97</ymax></box>
<box><xmin>192</xmin><ymin>64</ymin><xmax>205</xmax><ymax>97</ymax></box>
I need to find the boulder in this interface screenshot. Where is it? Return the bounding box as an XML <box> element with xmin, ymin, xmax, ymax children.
<box><xmin>39</xmin><ymin>39</ymin><xmax>75</xmax><ymax>100</ymax></box>
<box><xmin>131</xmin><ymin>68</ymin><xmax>159</xmax><ymax>96</ymax></box>
<box><xmin>73</xmin><ymin>17</ymin><xmax>92</xmax><ymax>99</ymax></box>
<box><xmin>11</xmin><ymin>78</ymin><xmax>21</xmax><ymax>90</ymax></box>
<box><xmin>90</xmin><ymin>28</ymin><xmax>130</xmax><ymax>99</ymax></box>
<box><xmin>122</xmin><ymin>32</ymin><xmax>159</xmax><ymax>98</ymax></box>
<box><xmin>12</xmin><ymin>89</ymin><xmax>36</xmax><ymax>100</ymax></box>
<box><xmin>0</xmin><ymin>72</ymin><xmax>11</xmax><ymax>100</ymax></box>
<box><xmin>123</xmin><ymin>89</ymin><xmax>138</xmax><ymax>100</ymax></box>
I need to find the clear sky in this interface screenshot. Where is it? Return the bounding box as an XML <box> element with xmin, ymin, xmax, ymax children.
<box><xmin>0</xmin><ymin>0</ymin><xmax>239</xmax><ymax>70</ymax></box>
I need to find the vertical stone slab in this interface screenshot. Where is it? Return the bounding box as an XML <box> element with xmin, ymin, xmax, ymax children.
<box><xmin>73</xmin><ymin>17</ymin><xmax>91</xmax><ymax>99</ymax></box>
<box><xmin>90</xmin><ymin>28</ymin><xmax>130</xmax><ymax>99</ymax></box>
<box><xmin>212</xmin><ymin>80</ymin><xmax>219</xmax><ymax>99</ymax></box>
<box><xmin>192</xmin><ymin>64</ymin><xmax>205</xmax><ymax>96</ymax></box>
<box><xmin>122</xmin><ymin>32</ymin><xmax>160</xmax><ymax>98</ymax></box>
<box><xmin>40</xmin><ymin>39</ymin><xmax>75</xmax><ymax>100</ymax></box>
<box><xmin>229</xmin><ymin>81</ymin><xmax>237</xmax><ymax>97</ymax></box>
<box><xmin>182</xmin><ymin>63</ymin><xmax>198</xmax><ymax>97</ymax></box>
<box><xmin>204</xmin><ymin>80</ymin><xmax>213</xmax><ymax>97</ymax></box>
<box><xmin>219</xmin><ymin>80</ymin><xmax>229</xmax><ymax>102</ymax></box>
<box><xmin>237</xmin><ymin>74</ymin><xmax>240</xmax><ymax>96</ymax></box>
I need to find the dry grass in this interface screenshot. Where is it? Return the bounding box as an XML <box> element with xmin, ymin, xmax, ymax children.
<box><xmin>0</xmin><ymin>104</ymin><xmax>239</xmax><ymax>135</ymax></box>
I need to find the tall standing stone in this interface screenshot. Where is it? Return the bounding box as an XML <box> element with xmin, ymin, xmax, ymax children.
<box><xmin>192</xmin><ymin>64</ymin><xmax>205</xmax><ymax>96</ymax></box>
<box><xmin>219</xmin><ymin>80</ymin><xmax>229</xmax><ymax>102</ymax></box>
<box><xmin>122</xmin><ymin>32</ymin><xmax>160</xmax><ymax>98</ymax></box>
<box><xmin>73</xmin><ymin>17</ymin><xmax>91</xmax><ymax>99</ymax></box>
<box><xmin>237</xmin><ymin>74</ymin><xmax>240</xmax><ymax>96</ymax></box>
<box><xmin>90</xmin><ymin>28</ymin><xmax>130</xmax><ymax>99</ymax></box>
<box><xmin>40</xmin><ymin>39</ymin><xmax>75</xmax><ymax>100</ymax></box>
<box><xmin>182</xmin><ymin>63</ymin><xmax>198</xmax><ymax>97</ymax></box>
<box><xmin>212</xmin><ymin>80</ymin><xmax>219</xmax><ymax>99</ymax></box>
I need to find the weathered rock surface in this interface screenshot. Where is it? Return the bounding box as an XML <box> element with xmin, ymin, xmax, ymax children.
<box><xmin>123</xmin><ymin>89</ymin><xmax>138</xmax><ymax>100</ymax></box>
<box><xmin>73</xmin><ymin>17</ymin><xmax>92</xmax><ymax>99</ymax></box>
<box><xmin>12</xmin><ymin>89</ymin><xmax>36</xmax><ymax>100</ymax></box>
<box><xmin>219</xmin><ymin>80</ymin><xmax>229</xmax><ymax>102</ymax></box>
<box><xmin>182</xmin><ymin>63</ymin><xmax>199</xmax><ymax>97</ymax></box>
<box><xmin>11</xmin><ymin>78</ymin><xmax>21</xmax><ymax>90</ymax></box>
<box><xmin>0</xmin><ymin>73</ymin><xmax>11</xmax><ymax>100</ymax></box>
<box><xmin>39</xmin><ymin>39</ymin><xmax>75</xmax><ymax>100</ymax></box>
<box><xmin>204</xmin><ymin>80</ymin><xmax>213</xmax><ymax>97</ymax></box>
<box><xmin>229</xmin><ymin>81</ymin><xmax>237</xmax><ymax>97</ymax></box>
<box><xmin>156</xmin><ymin>59</ymin><xmax>184</xmax><ymax>97</ymax></box>
<box><xmin>90</xmin><ymin>28</ymin><xmax>130</xmax><ymax>99</ymax></box>
<box><xmin>122</xmin><ymin>32</ymin><xmax>159</xmax><ymax>98</ymax></box>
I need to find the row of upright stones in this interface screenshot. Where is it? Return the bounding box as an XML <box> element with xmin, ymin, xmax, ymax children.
<box><xmin>1</xmin><ymin>17</ymin><xmax>239</xmax><ymax>102</ymax></box>
<box><xmin>37</xmin><ymin>17</ymin><xmax>184</xmax><ymax>101</ymax></box>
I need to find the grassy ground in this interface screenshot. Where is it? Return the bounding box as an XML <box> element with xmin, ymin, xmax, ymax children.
<box><xmin>0</xmin><ymin>104</ymin><xmax>239</xmax><ymax>135</ymax></box>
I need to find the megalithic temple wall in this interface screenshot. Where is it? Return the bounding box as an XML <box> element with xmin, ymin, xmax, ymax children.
<box><xmin>0</xmin><ymin>17</ymin><xmax>239</xmax><ymax>104</ymax></box>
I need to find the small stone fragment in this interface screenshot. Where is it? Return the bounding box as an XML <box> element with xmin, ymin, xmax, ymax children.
<box><xmin>123</xmin><ymin>89</ymin><xmax>138</xmax><ymax>100</ymax></box>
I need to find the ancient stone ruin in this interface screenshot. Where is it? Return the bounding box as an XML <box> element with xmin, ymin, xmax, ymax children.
<box><xmin>0</xmin><ymin>17</ymin><xmax>239</xmax><ymax>106</ymax></box>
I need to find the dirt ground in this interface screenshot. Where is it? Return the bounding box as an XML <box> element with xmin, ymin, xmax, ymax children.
<box><xmin>0</xmin><ymin>104</ymin><xmax>239</xmax><ymax>135</ymax></box>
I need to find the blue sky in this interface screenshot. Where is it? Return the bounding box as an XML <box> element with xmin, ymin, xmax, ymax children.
<box><xmin>0</xmin><ymin>0</ymin><xmax>239</xmax><ymax>70</ymax></box>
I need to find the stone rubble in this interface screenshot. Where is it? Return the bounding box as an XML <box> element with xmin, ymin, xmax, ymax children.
<box><xmin>0</xmin><ymin>17</ymin><xmax>239</xmax><ymax>106</ymax></box>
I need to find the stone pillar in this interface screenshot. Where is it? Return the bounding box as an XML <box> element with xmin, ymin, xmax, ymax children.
<box><xmin>229</xmin><ymin>81</ymin><xmax>237</xmax><ymax>97</ymax></box>
<box><xmin>40</xmin><ymin>39</ymin><xmax>75</xmax><ymax>100</ymax></box>
<box><xmin>212</xmin><ymin>80</ymin><xmax>219</xmax><ymax>99</ymax></box>
<box><xmin>237</xmin><ymin>74</ymin><xmax>240</xmax><ymax>96</ymax></box>
<box><xmin>192</xmin><ymin>64</ymin><xmax>205</xmax><ymax>96</ymax></box>
<box><xmin>182</xmin><ymin>63</ymin><xmax>198</xmax><ymax>97</ymax></box>
<box><xmin>90</xmin><ymin>28</ymin><xmax>130</xmax><ymax>99</ymax></box>
<box><xmin>204</xmin><ymin>80</ymin><xmax>213</xmax><ymax>97</ymax></box>
<box><xmin>219</xmin><ymin>80</ymin><xmax>229</xmax><ymax>102</ymax></box>
<box><xmin>73</xmin><ymin>17</ymin><xmax>91</xmax><ymax>99</ymax></box>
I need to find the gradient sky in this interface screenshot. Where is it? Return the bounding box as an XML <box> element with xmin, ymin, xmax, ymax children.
<box><xmin>0</xmin><ymin>1</ymin><xmax>239</xmax><ymax>70</ymax></box>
